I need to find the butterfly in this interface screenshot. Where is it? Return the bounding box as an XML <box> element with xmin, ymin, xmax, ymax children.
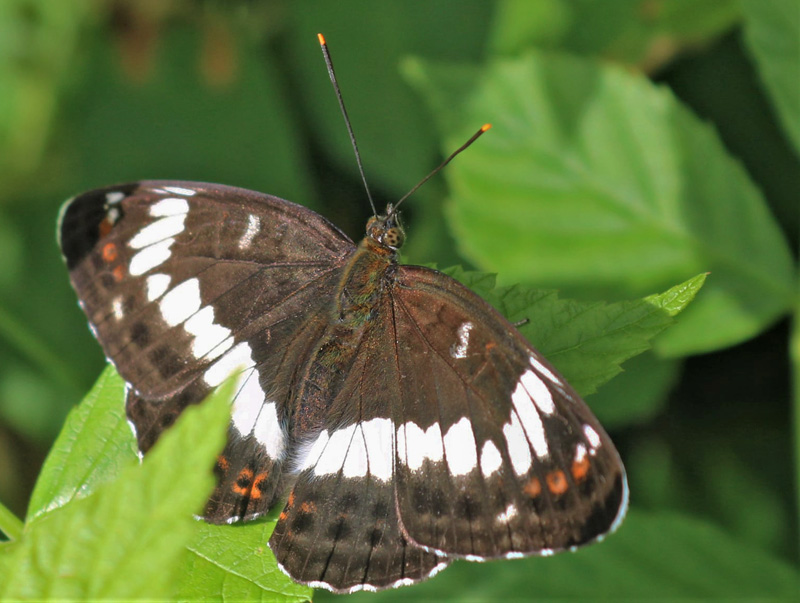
<box><xmin>57</xmin><ymin>36</ymin><xmax>627</xmax><ymax>594</ymax></box>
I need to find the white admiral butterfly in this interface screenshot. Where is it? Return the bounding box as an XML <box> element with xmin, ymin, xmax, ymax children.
<box><xmin>58</xmin><ymin>34</ymin><xmax>627</xmax><ymax>593</ymax></box>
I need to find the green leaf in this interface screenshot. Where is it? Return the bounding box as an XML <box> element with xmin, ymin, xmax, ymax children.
<box><xmin>26</xmin><ymin>366</ymin><xmax>137</xmax><ymax>520</ymax></box>
<box><xmin>405</xmin><ymin>52</ymin><xmax>794</xmax><ymax>356</ymax></box>
<box><xmin>19</xmin><ymin>366</ymin><xmax>309</xmax><ymax>600</ymax></box>
<box><xmin>324</xmin><ymin>510</ymin><xmax>800</xmax><ymax>601</ymax></box>
<box><xmin>741</xmin><ymin>0</ymin><xmax>800</xmax><ymax>158</ymax></box>
<box><xmin>176</xmin><ymin>521</ymin><xmax>312</xmax><ymax>602</ymax></box>
<box><xmin>0</xmin><ymin>373</ymin><xmax>231</xmax><ymax>600</ymax></box>
<box><xmin>489</xmin><ymin>0</ymin><xmax>740</xmax><ymax>68</ymax></box>
<box><xmin>587</xmin><ymin>351</ymin><xmax>681</xmax><ymax>429</ymax></box>
<box><xmin>449</xmin><ymin>267</ymin><xmax>705</xmax><ymax>398</ymax></box>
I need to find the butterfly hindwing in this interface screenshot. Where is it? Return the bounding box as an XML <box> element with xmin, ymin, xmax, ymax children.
<box><xmin>270</xmin><ymin>323</ymin><xmax>447</xmax><ymax>592</ymax></box>
<box><xmin>270</xmin><ymin>465</ymin><xmax>446</xmax><ymax>592</ymax></box>
<box><xmin>390</xmin><ymin>266</ymin><xmax>628</xmax><ymax>557</ymax></box>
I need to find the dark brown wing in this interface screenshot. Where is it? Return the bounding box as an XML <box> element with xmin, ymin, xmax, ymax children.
<box><xmin>389</xmin><ymin>265</ymin><xmax>627</xmax><ymax>558</ymax></box>
<box><xmin>268</xmin><ymin>294</ymin><xmax>448</xmax><ymax>593</ymax></box>
<box><xmin>59</xmin><ymin>181</ymin><xmax>354</xmax><ymax>521</ymax></box>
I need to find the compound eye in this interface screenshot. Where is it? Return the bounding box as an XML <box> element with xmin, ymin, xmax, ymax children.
<box><xmin>383</xmin><ymin>227</ymin><xmax>405</xmax><ymax>248</ymax></box>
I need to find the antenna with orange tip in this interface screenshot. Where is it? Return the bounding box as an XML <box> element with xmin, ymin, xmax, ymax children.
<box><xmin>317</xmin><ymin>33</ymin><xmax>377</xmax><ymax>215</ymax></box>
<box><xmin>394</xmin><ymin>124</ymin><xmax>492</xmax><ymax>210</ymax></box>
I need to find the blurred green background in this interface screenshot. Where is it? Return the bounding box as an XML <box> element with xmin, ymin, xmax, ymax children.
<box><xmin>0</xmin><ymin>0</ymin><xmax>798</xmax><ymax>599</ymax></box>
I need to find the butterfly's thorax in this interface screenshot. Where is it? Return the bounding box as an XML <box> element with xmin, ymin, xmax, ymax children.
<box><xmin>336</xmin><ymin>235</ymin><xmax>396</xmax><ymax>319</ymax></box>
<box><xmin>290</xmin><ymin>234</ymin><xmax>396</xmax><ymax>434</ymax></box>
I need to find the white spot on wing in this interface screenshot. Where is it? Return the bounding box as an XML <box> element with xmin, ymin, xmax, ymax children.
<box><xmin>111</xmin><ymin>296</ymin><xmax>123</xmax><ymax>320</ymax></box>
<box><xmin>583</xmin><ymin>424</ymin><xmax>601</xmax><ymax>454</ymax></box>
<box><xmin>234</xmin><ymin>369</ymin><xmax>285</xmax><ymax>459</ymax></box>
<box><xmin>296</xmin><ymin>419</ymin><xmax>394</xmax><ymax>482</ymax></box>
<box><xmin>339</xmin><ymin>426</ymin><xmax>366</xmax><ymax>478</ymax></box>
<box><xmin>511</xmin><ymin>379</ymin><xmax>548</xmax><ymax>458</ymax></box>
<box><xmin>231</xmin><ymin>369</ymin><xmax>261</xmax><ymax>435</ymax></box>
<box><xmin>496</xmin><ymin>503</ymin><xmax>518</xmax><ymax>523</ymax></box>
<box><xmin>159</xmin><ymin>278</ymin><xmax>201</xmax><ymax>326</ymax></box>
<box><xmin>296</xmin><ymin>430</ymin><xmax>329</xmax><ymax>472</ymax></box>
<box><xmin>183</xmin><ymin>306</ymin><xmax>232</xmax><ymax>358</ymax></box>
<box><xmin>480</xmin><ymin>440</ymin><xmax>503</xmax><ymax>477</ymax></box>
<box><xmin>203</xmin><ymin>341</ymin><xmax>254</xmax><ymax>386</ymax></box>
<box><xmin>149</xmin><ymin>197</ymin><xmax>189</xmax><ymax>217</ymax></box>
<box><xmin>529</xmin><ymin>355</ymin><xmax>560</xmax><ymax>384</ymax></box>
<box><xmin>146</xmin><ymin>273</ymin><xmax>171</xmax><ymax>301</ymax></box>
<box><xmin>206</xmin><ymin>335</ymin><xmax>235</xmax><ymax>361</ymax></box>
<box><xmin>451</xmin><ymin>321</ymin><xmax>473</xmax><ymax>359</ymax></box>
<box><xmin>396</xmin><ymin>421</ymin><xmax>443</xmax><ymax>470</ymax></box>
<box><xmin>443</xmin><ymin>417</ymin><xmax>477</xmax><ymax>476</ymax></box>
<box><xmin>129</xmin><ymin>238</ymin><xmax>174</xmax><ymax>275</ymax></box>
<box><xmin>161</xmin><ymin>186</ymin><xmax>197</xmax><ymax>197</ymax></box>
<box><xmin>238</xmin><ymin>214</ymin><xmax>260</xmax><ymax>249</ymax></box>
<box><xmin>359</xmin><ymin>418</ymin><xmax>394</xmax><ymax>481</ymax></box>
<box><xmin>520</xmin><ymin>369</ymin><xmax>555</xmax><ymax>415</ymax></box>
<box><xmin>105</xmin><ymin>191</ymin><xmax>125</xmax><ymax>205</ymax></box>
<box><xmin>129</xmin><ymin>215</ymin><xmax>187</xmax><ymax>249</ymax></box>
<box><xmin>503</xmin><ymin>412</ymin><xmax>532</xmax><ymax>475</ymax></box>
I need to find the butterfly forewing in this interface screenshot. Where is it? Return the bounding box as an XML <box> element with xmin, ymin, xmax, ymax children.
<box><xmin>59</xmin><ymin>181</ymin><xmax>355</xmax><ymax>521</ymax></box>
<box><xmin>59</xmin><ymin>181</ymin><xmax>353</xmax><ymax>396</ymax></box>
<box><xmin>390</xmin><ymin>266</ymin><xmax>628</xmax><ymax>557</ymax></box>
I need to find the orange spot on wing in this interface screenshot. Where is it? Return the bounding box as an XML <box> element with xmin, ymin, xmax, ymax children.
<box><xmin>299</xmin><ymin>501</ymin><xmax>316</xmax><ymax>514</ymax></box>
<box><xmin>485</xmin><ymin>342</ymin><xmax>497</xmax><ymax>352</ymax></box>
<box><xmin>546</xmin><ymin>470</ymin><xmax>569</xmax><ymax>495</ymax></box>
<box><xmin>232</xmin><ymin>468</ymin><xmax>253</xmax><ymax>496</ymax></box>
<box><xmin>250</xmin><ymin>472</ymin><xmax>269</xmax><ymax>500</ymax></box>
<box><xmin>102</xmin><ymin>242</ymin><xmax>118</xmax><ymax>262</ymax></box>
<box><xmin>216</xmin><ymin>455</ymin><xmax>229</xmax><ymax>471</ymax></box>
<box><xmin>523</xmin><ymin>477</ymin><xmax>542</xmax><ymax>498</ymax></box>
<box><xmin>571</xmin><ymin>456</ymin><xmax>591</xmax><ymax>483</ymax></box>
<box><xmin>98</xmin><ymin>218</ymin><xmax>114</xmax><ymax>238</ymax></box>
<box><xmin>279</xmin><ymin>491</ymin><xmax>295</xmax><ymax>521</ymax></box>
<box><xmin>112</xmin><ymin>265</ymin><xmax>125</xmax><ymax>282</ymax></box>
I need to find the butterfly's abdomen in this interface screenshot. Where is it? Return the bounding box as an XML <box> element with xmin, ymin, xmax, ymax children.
<box><xmin>289</xmin><ymin>239</ymin><xmax>393</xmax><ymax>435</ymax></box>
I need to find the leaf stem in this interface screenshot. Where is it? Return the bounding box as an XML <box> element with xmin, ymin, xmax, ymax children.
<box><xmin>0</xmin><ymin>501</ymin><xmax>23</xmax><ymax>542</ymax></box>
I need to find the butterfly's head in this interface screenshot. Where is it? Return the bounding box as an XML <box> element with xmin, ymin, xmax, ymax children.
<box><xmin>366</xmin><ymin>205</ymin><xmax>405</xmax><ymax>250</ymax></box>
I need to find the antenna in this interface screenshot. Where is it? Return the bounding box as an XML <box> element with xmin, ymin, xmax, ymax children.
<box><xmin>317</xmin><ymin>33</ymin><xmax>377</xmax><ymax>216</ymax></box>
<box><xmin>394</xmin><ymin>124</ymin><xmax>491</xmax><ymax>211</ymax></box>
